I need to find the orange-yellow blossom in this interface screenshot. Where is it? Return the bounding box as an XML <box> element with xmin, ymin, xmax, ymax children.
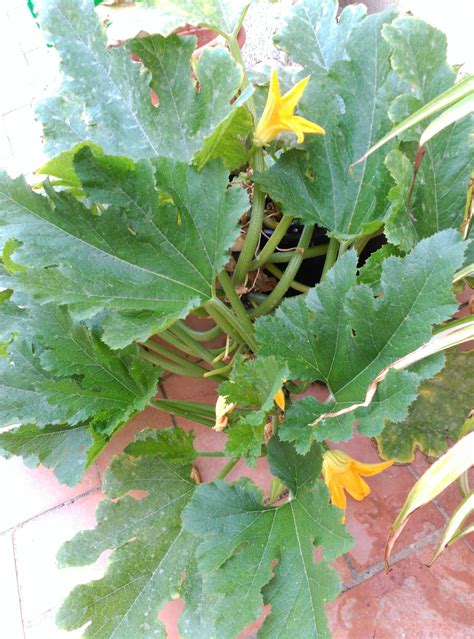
<box><xmin>254</xmin><ymin>68</ymin><xmax>325</xmax><ymax>146</ymax></box>
<box><xmin>274</xmin><ymin>388</ymin><xmax>285</xmax><ymax>411</ymax></box>
<box><xmin>322</xmin><ymin>449</ymin><xmax>394</xmax><ymax>521</ymax></box>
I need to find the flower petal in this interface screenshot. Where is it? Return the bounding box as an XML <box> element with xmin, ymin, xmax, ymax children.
<box><xmin>327</xmin><ymin>476</ymin><xmax>347</xmax><ymax>511</ymax></box>
<box><xmin>281</xmin><ymin>75</ymin><xmax>310</xmax><ymax>114</ymax></box>
<box><xmin>341</xmin><ymin>472</ymin><xmax>371</xmax><ymax>501</ymax></box>
<box><xmin>274</xmin><ymin>388</ymin><xmax>285</xmax><ymax>411</ymax></box>
<box><xmin>291</xmin><ymin>115</ymin><xmax>325</xmax><ymax>136</ymax></box>
<box><xmin>354</xmin><ymin>459</ymin><xmax>394</xmax><ymax>477</ymax></box>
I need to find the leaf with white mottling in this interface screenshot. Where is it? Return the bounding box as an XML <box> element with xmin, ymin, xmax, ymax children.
<box><xmin>35</xmin><ymin>0</ymin><xmax>243</xmax><ymax>163</ymax></box>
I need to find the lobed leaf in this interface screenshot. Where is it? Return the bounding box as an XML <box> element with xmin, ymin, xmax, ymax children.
<box><xmin>377</xmin><ymin>350</ymin><xmax>474</xmax><ymax>462</ymax></box>
<box><xmin>35</xmin><ymin>0</ymin><xmax>244</xmax><ymax>163</ymax></box>
<box><xmin>0</xmin><ymin>149</ymin><xmax>247</xmax><ymax>348</ymax></box>
<box><xmin>183</xmin><ymin>436</ymin><xmax>353</xmax><ymax>638</ymax></box>
<box><xmin>220</xmin><ymin>355</ymin><xmax>289</xmax><ymax>464</ymax></box>
<box><xmin>257</xmin><ymin>231</ymin><xmax>466</xmax><ymax>449</ymax></box>
<box><xmin>57</xmin><ymin>429</ymin><xmax>199</xmax><ymax>638</ymax></box>
<box><xmin>256</xmin><ymin>4</ymin><xmax>401</xmax><ymax>240</ymax></box>
<box><xmin>99</xmin><ymin>0</ymin><xmax>252</xmax><ymax>43</ymax></box>
<box><xmin>0</xmin><ymin>300</ymin><xmax>159</xmax><ymax>482</ymax></box>
<box><xmin>0</xmin><ymin>422</ymin><xmax>94</xmax><ymax>487</ymax></box>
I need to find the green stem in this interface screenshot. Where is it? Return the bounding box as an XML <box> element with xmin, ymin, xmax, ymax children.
<box><xmin>264</xmin><ymin>263</ymin><xmax>310</xmax><ymax>293</ymax></box>
<box><xmin>250</xmin><ymin>225</ymin><xmax>314</xmax><ymax>318</ymax></box>
<box><xmin>257</xmin><ymin>243</ymin><xmax>328</xmax><ymax>265</ymax></box>
<box><xmin>176</xmin><ymin>321</ymin><xmax>223</xmax><ymax>342</ymax></box>
<box><xmin>263</xmin><ymin>215</ymin><xmax>280</xmax><ymax>230</ymax></box>
<box><xmin>233</xmin><ymin>148</ymin><xmax>266</xmax><ymax>286</ymax></box>
<box><xmin>250</xmin><ymin>215</ymin><xmax>294</xmax><ymax>270</ymax></box>
<box><xmin>149</xmin><ymin>399</ymin><xmax>216</xmax><ymax>427</ymax></box>
<box><xmin>321</xmin><ymin>236</ymin><xmax>339</xmax><ymax>279</ymax></box>
<box><xmin>215</xmin><ymin>457</ymin><xmax>240</xmax><ymax>480</ymax></box>
<box><xmin>218</xmin><ymin>270</ymin><xmax>255</xmax><ymax>341</ymax></box>
<box><xmin>167</xmin><ymin>324</ymin><xmax>216</xmax><ymax>363</ymax></box>
<box><xmin>140</xmin><ymin>350</ymin><xmax>208</xmax><ymax>379</ymax></box>
<box><xmin>197</xmin><ymin>451</ymin><xmax>227</xmax><ymax>457</ymax></box>
<box><xmin>205</xmin><ymin>297</ymin><xmax>257</xmax><ymax>352</ymax></box>
<box><xmin>143</xmin><ymin>340</ymin><xmax>209</xmax><ymax>376</ymax></box>
<box><xmin>204</xmin><ymin>299</ymin><xmax>245</xmax><ymax>346</ymax></box>
<box><xmin>204</xmin><ymin>346</ymin><xmax>243</xmax><ymax>378</ymax></box>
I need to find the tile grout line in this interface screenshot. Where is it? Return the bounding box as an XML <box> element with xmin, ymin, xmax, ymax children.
<box><xmin>2</xmin><ymin>484</ymin><xmax>101</xmax><ymax>536</ymax></box>
<box><xmin>11</xmin><ymin>532</ymin><xmax>27</xmax><ymax>639</ymax></box>
<box><xmin>341</xmin><ymin>527</ymin><xmax>444</xmax><ymax>593</ymax></box>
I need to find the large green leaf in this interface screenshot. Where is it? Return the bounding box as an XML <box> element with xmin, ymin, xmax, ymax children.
<box><xmin>101</xmin><ymin>0</ymin><xmax>251</xmax><ymax>41</ymax></box>
<box><xmin>0</xmin><ymin>149</ymin><xmax>247</xmax><ymax>347</ymax></box>
<box><xmin>35</xmin><ymin>0</ymin><xmax>243</xmax><ymax>162</ymax></box>
<box><xmin>255</xmin><ymin>4</ymin><xmax>401</xmax><ymax>240</ymax></box>
<box><xmin>183</xmin><ymin>437</ymin><xmax>353</xmax><ymax>638</ymax></box>
<box><xmin>27</xmin><ymin>304</ymin><xmax>159</xmax><ymax>433</ymax></box>
<box><xmin>193</xmin><ymin>106</ymin><xmax>253</xmax><ymax>171</ymax></box>
<box><xmin>382</xmin><ymin>18</ymin><xmax>473</xmax><ymax>250</ymax></box>
<box><xmin>274</xmin><ymin>0</ymin><xmax>366</xmax><ymax>74</ymax></box>
<box><xmin>57</xmin><ymin>428</ymin><xmax>199</xmax><ymax>638</ymax></box>
<box><xmin>0</xmin><ymin>338</ymin><xmax>64</xmax><ymax>427</ymax></box>
<box><xmin>0</xmin><ymin>422</ymin><xmax>93</xmax><ymax>486</ymax></box>
<box><xmin>0</xmin><ymin>300</ymin><xmax>158</xmax><ymax>485</ymax></box>
<box><xmin>256</xmin><ymin>230</ymin><xmax>465</xmax><ymax>449</ymax></box>
<box><xmin>377</xmin><ymin>350</ymin><xmax>474</xmax><ymax>462</ymax></box>
<box><xmin>219</xmin><ymin>355</ymin><xmax>288</xmax><ymax>411</ymax></box>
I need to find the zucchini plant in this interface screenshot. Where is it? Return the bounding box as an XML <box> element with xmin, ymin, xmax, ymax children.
<box><xmin>0</xmin><ymin>0</ymin><xmax>472</xmax><ymax>637</ymax></box>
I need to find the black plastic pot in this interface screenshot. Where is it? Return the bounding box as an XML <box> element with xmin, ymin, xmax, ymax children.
<box><xmin>258</xmin><ymin>222</ymin><xmax>386</xmax><ymax>295</ymax></box>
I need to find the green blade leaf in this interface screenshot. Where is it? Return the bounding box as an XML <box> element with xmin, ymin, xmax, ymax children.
<box><xmin>352</xmin><ymin>74</ymin><xmax>474</xmax><ymax>164</ymax></box>
<box><xmin>429</xmin><ymin>492</ymin><xmax>474</xmax><ymax>565</ymax></box>
<box><xmin>382</xmin><ymin>18</ymin><xmax>473</xmax><ymax>250</ymax></box>
<box><xmin>256</xmin><ymin>6</ymin><xmax>401</xmax><ymax>240</ymax></box>
<box><xmin>183</xmin><ymin>436</ymin><xmax>353</xmax><ymax>638</ymax></box>
<box><xmin>377</xmin><ymin>350</ymin><xmax>474</xmax><ymax>462</ymax></box>
<box><xmin>419</xmin><ymin>93</ymin><xmax>474</xmax><ymax>147</ymax></box>
<box><xmin>35</xmin><ymin>0</ymin><xmax>243</xmax><ymax>162</ymax></box>
<box><xmin>57</xmin><ymin>429</ymin><xmax>199</xmax><ymax>638</ymax></box>
<box><xmin>0</xmin><ymin>422</ymin><xmax>94</xmax><ymax>487</ymax></box>
<box><xmin>257</xmin><ymin>230</ymin><xmax>466</xmax><ymax>447</ymax></box>
<box><xmin>0</xmin><ymin>150</ymin><xmax>247</xmax><ymax>348</ymax></box>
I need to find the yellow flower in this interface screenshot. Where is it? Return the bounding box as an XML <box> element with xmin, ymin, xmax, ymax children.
<box><xmin>254</xmin><ymin>68</ymin><xmax>325</xmax><ymax>146</ymax></box>
<box><xmin>322</xmin><ymin>449</ymin><xmax>394</xmax><ymax>521</ymax></box>
<box><xmin>274</xmin><ymin>387</ymin><xmax>285</xmax><ymax>411</ymax></box>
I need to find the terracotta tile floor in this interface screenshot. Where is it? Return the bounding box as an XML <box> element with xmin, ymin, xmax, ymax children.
<box><xmin>1</xmin><ymin>375</ymin><xmax>473</xmax><ymax>639</ymax></box>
